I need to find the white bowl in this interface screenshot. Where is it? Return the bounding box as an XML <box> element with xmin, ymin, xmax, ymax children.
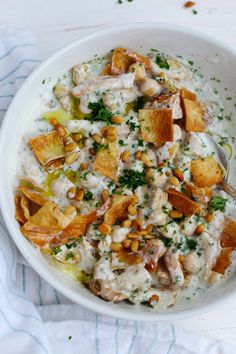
<box><xmin>1</xmin><ymin>23</ymin><xmax>236</xmax><ymax>321</ymax></box>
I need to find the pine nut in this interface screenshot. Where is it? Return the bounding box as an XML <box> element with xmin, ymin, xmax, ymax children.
<box><xmin>80</xmin><ymin>162</ymin><xmax>88</xmax><ymax>170</ymax></box>
<box><xmin>173</xmin><ymin>168</ymin><xmax>184</xmax><ymax>182</ymax></box>
<box><xmin>121</xmin><ymin>150</ymin><xmax>131</xmax><ymax>162</ymax></box>
<box><xmin>131</xmin><ymin>240</ymin><xmax>139</xmax><ymax>253</ymax></box>
<box><xmin>195</xmin><ymin>224</ymin><xmax>205</xmax><ymax>235</ymax></box>
<box><xmin>106</xmin><ymin>134</ymin><xmax>116</xmax><ymax>142</ymax></box>
<box><xmin>111</xmin><ymin>116</ymin><xmax>124</xmax><ymax>124</ymax></box>
<box><xmin>141</xmin><ymin>153</ymin><xmax>153</xmax><ymax>167</ymax></box>
<box><xmin>165</xmin><ymin>170</ymin><xmax>171</xmax><ymax>177</ymax></box>
<box><xmin>49</xmin><ymin>117</ymin><xmax>58</xmax><ymax>126</ymax></box>
<box><xmin>65</xmin><ymin>142</ymin><xmax>77</xmax><ymax>152</ymax></box>
<box><xmin>122</xmin><ymin>239</ymin><xmax>132</xmax><ymax>249</ymax></box>
<box><xmin>149</xmin><ymin>295</ymin><xmax>159</xmax><ymax>303</ymax></box>
<box><xmin>184</xmin><ymin>1</ymin><xmax>195</xmax><ymax>8</ymax></box>
<box><xmin>168</xmin><ymin>176</ymin><xmax>180</xmax><ymax>186</ymax></box>
<box><xmin>178</xmin><ymin>255</ymin><xmax>185</xmax><ymax>262</ymax></box>
<box><xmin>143</xmin><ymin>234</ymin><xmax>155</xmax><ymax>240</ymax></box>
<box><xmin>110</xmin><ymin>242</ymin><xmax>123</xmax><ymax>252</ymax></box>
<box><xmin>106</xmin><ymin>127</ymin><xmax>117</xmax><ymax>136</ymax></box>
<box><xmin>135</xmin><ymin>150</ymin><xmax>142</xmax><ymax>160</ymax></box>
<box><xmin>92</xmin><ymin>134</ymin><xmax>102</xmax><ymax>144</ymax></box>
<box><xmin>127</xmin><ymin>232</ymin><xmax>139</xmax><ymax>240</ymax></box>
<box><xmin>101</xmin><ymin>127</ymin><xmax>108</xmax><ymax>136</ymax></box>
<box><xmin>101</xmin><ymin>189</ymin><xmax>110</xmax><ymax>202</ymax></box>
<box><xmin>89</xmin><ymin>148</ymin><xmax>96</xmax><ymax>155</ymax></box>
<box><xmin>169</xmin><ymin>210</ymin><xmax>183</xmax><ymax>219</ymax></box>
<box><xmin>98</xmin><ymin>222</ymin><xmax>112</xmax><ymax>235</ymax></box>
<box><xmin>65</xmin><ymin>151</ymin><xmax>79</xmax><ymax>165</ymax></box>
<box><xmin>127</xmin><ymin>205</ymin><xmax>137</xmax><ymax>216</ymax></box>
<box><xmin>67</xmin><ymin>187</ymin><xmax>76</xmax><ymax>199</ymax></box>
<box><xmin>205</xmin><ymin>213</ymin><xmax>213</xmax><ymax>223</ymax></box>
<box><xmin>73</xmin><ymin>133</ymin><xmax>83</xmax><ymax>142</ymax></box>
<box><xmin>132</xmin><ymin>219</ymin><xmax>142</xmax><ymax>231</ymax></box>
<box><xmin>75</xmin><ymin>188</ymin><xmax>85</xmax><ymax>201</ymax></box>
<box><xmin>121</xmin><ymin>219</ymin><xmax>132</xmax><ymax>228</ymax></box>
<box><xmin>146</xmin><ymin>224</ymin><xmax>154</xmax><ymax>233</ymax></box>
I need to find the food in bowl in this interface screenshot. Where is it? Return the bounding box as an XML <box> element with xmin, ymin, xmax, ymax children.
<box><xmin>14</xmin><ymin>47</ymin><xmax>236</xmax><ymax>309</ymax></box>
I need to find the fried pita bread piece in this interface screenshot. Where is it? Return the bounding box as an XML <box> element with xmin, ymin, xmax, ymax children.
<box><xmin>53</xmin><ymin>199</ymin><xmax>111</xmax><ymax>246</ymax></box>
<box><xmin>184</xmin><ymin>183</ymin><xmax>212</xmax><ymax>204</ymax></box>
<box><xmin>21</xmin><ymin>201</ymin><xmax>73</xmax><ymax>247</ymax></box>
<box><xmin>104</xmin><ymin>195</ymin><xmax>135</xmax><ymax>225</ymax></box>
<box><xmin>221</xmin><ymin>218</ymin><xmax>236</xmax><ymax>248</ymax></box>
<box><xmin>139</xmin><ymin>109</ymin><xmax>174</xmax><ymax>144</ymax></box>
<box><xmin>20</xmin><ymin>195</ymin><xmax>31</xmax><ymax>220</ymax></box>
<box><xmin>93</xmin><ymin>142</ymin><xmax>119</xmax><ymax>180</ymax></box>
<box><xmin>111</xmin><ymin>48</ymin><xmax>150</xmax><ymax>75</ymax></box>
<box><xmin>167</xmin><ymin>188</ymin><xmax>200</xmax><ymax>217</ymax></box>
<box><xmin>180</xmin><ymin>88</ymin><xmax>205</xmax><ymax>132</ymax></box>
<box><xmin>18</xmin><ymin>186</ymin><xmax>48</xmax><ymax>206</ymax></box>
<box><xmin>29</xmin><ymin>131</ymin><xmax>65</xmax><ymax>165</ymax></box>
<box><xmin>213</xmin><ymin>247</ymin><xmax>233</xmax><ymax>275</ymax></box>
<box><xmin>45</xmin><ymin>158</ymin><xmax>65</xmax><ymax>173</ymax></box>
<box><xmin>15</xmin><ymin>195</ymin><xmax>27</xmax><ymax>224</ymax></box>
<box><xmin>190</xmin><ymin>156</ymin><xmax>224</xmax><ymax>188</ymax></box>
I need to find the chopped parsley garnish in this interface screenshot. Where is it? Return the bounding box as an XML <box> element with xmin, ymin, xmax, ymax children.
<box><xmin>88</xmin><ymin>100</ymin><xmax>112</xmax><ymax>125</ymax></box>
<box><xmin>138</xmin><ymin>139</ymin><xmax>144</xmax><ymax>147</ymax></box>
<box><xmin>66</xmin><ymin>242</ymin><xmax>77</xmax><ymax>249</ymax></box>
<box><xmin>68</xmin><ymin>336</ymin><xmax>72</xmax><ymax>340</ymax></box>
<box><xmin>192</xmin><ymin>9</ymin><xmax>198</xmax><ymax>14</ymax></box>
<box><xmin>155</xmin><ymin>54</ymin><xmax>170</xmax><ymax>70</ymax></box>
<box><xmin>92</xmin><ymin>141</ymin><xmax>103</xmax><ymax>152</ymax></box>
<box><xmin>210</xmin><ymin>196</ymin><xmax>228</xmax><ymax>212</ymax></box>
<box><xmin>161</xmin><ymin>237</ymin><xmax>173</xmax><ymax>248</ymax></box>
<box><xmin>65</xmin><ymin>252</ymin><xmax>74</xmax><ymax>261</ymax></box>
<box><xmin>84</xmin><ymin>191</ymin><xmax>93</xmax><ymax>201</ymax></box>
<box><xmin>119</xmin><ymin>139</ymin><xmax>127</xmax><ymax>146</ymax></box>
<box><xmin>53</xmin><ymin>246</ymin><xmax>62</xmax><ymax>254</ymax></box>
<box><xmin>128</xmin><ymin>121</ymin><xmax>140</xmax><ymax>132</ymax></box>
<box><xmin>119</xmin><ymin>169</ymin><xmax>147</xmax><ymax>189</ymax></box>
<box><xmin>133</xmin><ymin>96</ymin><xmax>147</xmax><ymax>112</ymax></box>
<box><xmin>188</xmin><ymin>60</ymin><xmax>194</xmax><ymax>66</ymax></box>
<box><xmin>186</xmin><ymin>238</ymin><xmax>197</xmax><ymax>251</ymax></box>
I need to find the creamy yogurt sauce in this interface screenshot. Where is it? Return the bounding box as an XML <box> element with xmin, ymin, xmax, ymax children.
<box><xmin>15</xmin><ymin>48</ymin><xmax>236</xmax><ymax>310</ymax></box>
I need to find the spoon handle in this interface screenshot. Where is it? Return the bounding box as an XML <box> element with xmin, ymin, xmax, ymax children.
<box><xmin>221</xmin><ymin>180</ymin><xmax>236</xmax><ymax>199</ymax></box>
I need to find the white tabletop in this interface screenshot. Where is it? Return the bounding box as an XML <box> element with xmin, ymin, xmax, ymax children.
<box><xmin>1</xmin><ymin>0</ymin><xmax>236</xmax><ymax>347</ymax></box>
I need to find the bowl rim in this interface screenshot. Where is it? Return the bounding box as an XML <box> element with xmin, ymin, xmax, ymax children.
<box><xmin>1</xmin><ymin>22</ymin><xmax>236</xmax><ymax>322</ymax></box>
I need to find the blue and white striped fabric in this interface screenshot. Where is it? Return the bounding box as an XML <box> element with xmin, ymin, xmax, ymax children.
<box><xmin>0</xmin><ymin>25</ymin><xmax>235</xmax><ymax>354</ymax></box>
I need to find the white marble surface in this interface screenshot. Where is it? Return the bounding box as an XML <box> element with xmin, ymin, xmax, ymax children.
<box><xmin>1</xmin><ymin>0</ymin><xmax>236</xmax><ymax>347</ymax></box>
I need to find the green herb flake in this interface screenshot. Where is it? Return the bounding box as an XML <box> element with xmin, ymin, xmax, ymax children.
<box><xmin>192</xmin><ymin>9</ymin><xmax>198</xmax><ymax>15</ymax></box>
<box><xmin>161</xmin><ymin>237</ymin><xmax>173</xmax><ymax>248</ymax></box>
<box><xmin>155</xmin><ymin>54</ymin><xmax>170</xmax><ymax>70</ymax></box>
<box><xmin>88</xmin><ymin>100</ymin><xmax>112</xmax><ymax>125</ymax></box>
<box><xmin>65</xmin><ymin>252</ymin><xmax>74</xmax><ymax>261</ymax></box>
<box><xmin>133</xmin><ymin>96</ymin><xmax>147</xmax><ymax>112</ymax></box>
<box><xmin>84</xmin><ymin>191</ymin><xmax>93</xmax><ymax>201</ymax></box>
<box><xmin>119</xmin><ymin>139</ymin><xmax>127</xmax><ymax>146</ymax></box>
<box><xmin>119</xmin><ymin>169</ymin><xmax>147</xmax><ymax>189</ymax></box>
<box><xmin>53</xmin><ymin>246</ymin><xmax>62</xmax><ymax>255</ymax></box>
<box><xmin>68</xmin><ymin>336</ymin><xmax>72</xmax><ymax>340</ymax></box>
<box><xmin>210</xmin><ymin>196</ymin><xmax>228</xmax><ymax>212</ymax></box>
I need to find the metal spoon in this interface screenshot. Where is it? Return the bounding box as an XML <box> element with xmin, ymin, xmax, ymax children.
<box><xmin>196</xmin><ymin>133</ymin><xmax>236</xmax><ymax>199</ymax></box>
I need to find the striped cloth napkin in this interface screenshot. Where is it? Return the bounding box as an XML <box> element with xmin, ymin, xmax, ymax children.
<box><xmin>0</xmin><ymin>25</ymin><xmax>235</xmax><ymax>354</ymax></box>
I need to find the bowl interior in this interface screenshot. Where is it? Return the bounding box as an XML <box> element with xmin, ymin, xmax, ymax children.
<box><xmin>1</xmin><ymin>23</ymin><xmax>236</xmax><ymax>321</ymax></box>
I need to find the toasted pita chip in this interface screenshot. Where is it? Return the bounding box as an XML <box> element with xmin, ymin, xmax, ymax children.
<box><xmin>182</xmin><ymin>98</ymin><xmax>205</xmax><ymax>132</ymax></box>
<box><xmin>45</xmin><ymin>158</ymin><xmax>65</xmax><ymax>173</ymax></box>
<box><xmin>111</xmin><ymin>48</ymin><xmax>150</xmax><ymax>75</ymax></box>
<box><xmin>20</xmin><ymin>195</ymin><xmax>31</xmax><ymax>220</ymax></box>
<box><xmin>180</xmin><ymin>88</ymin><xmax>197</xmax><ymax>101</ymax></box>
<box><xmin>213</xmin><ymin>247</ymin><xmax>233</xmax><ymax>275</ymax></box>
<box><xmin>54</xmin><ymin>211</ymin><xmax>97</xmax><ymax>246</ymax></box>
<box><xmin>21</xmin><ymin>201</ymin><xmax>71</xmax><ymax>247</ymax></box>
<box><xmin>100</xmin><ymin>63</ymin><xmax>112</xmax><ymax>76</ymax></box>
<box><xmin>167</xmin><ymin>188</ymin><xmax>200</xmax><ymax>217</ymax></box>
<box><xmin>104</xmin><ymin>195</ymin><xmax>135</xmax><ymax>225</ymax></box>
<box><xmin>29</xmin><ymin>131</ymin><xmax>65</xmax><ymax>165</ymax></box>
<box><xmin>18</xmin><ymin>186</ymin><xmax>48</xmax><ymax>206</ymax></box>
<box><xmin>139</xmin><ymin>109</ymin><xmax>174</xmax><ymax>144</ymax></box>
<box><xmin>184</xmin><ymin>183</ymin><xmax>212</xmax><ymax>204</ymax></box>
<box><xmin>15</xmin><ymin>195</ymin><xmax>27</xmax><ymax>224</ymax></box>
<box><xmin>221</xmin><ymin>218</ymin><xmax>236</xmax><ymax>248</ymax></box>
<box><xmin>94</xmin><ymin>142</ymin><xmax>119</xmax><ymax>180</ymax></box>
<box><xmin>190</xmin><ymin>156</ymin><xmax>224</xmax><ymax>188</ymax></box>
